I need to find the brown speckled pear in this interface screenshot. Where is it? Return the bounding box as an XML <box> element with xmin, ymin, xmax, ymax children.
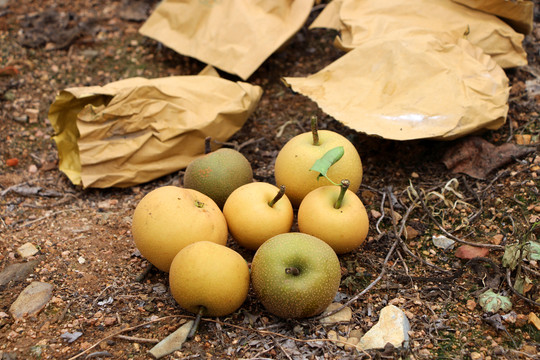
<box><xmin>184</xmin><ymin>148</ymin><xmax>253</xmax><ymax>208</ymax></box>
<box><xmin>250</xmin><ymin>232</ymin><xmax>341</xmax><ymax>319</ymax></box>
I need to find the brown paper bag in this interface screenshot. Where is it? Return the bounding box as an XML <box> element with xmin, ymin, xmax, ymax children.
<box><xmin>139</xmin><ymin>0</ymin><xmax>314</xmax><ymax>80</ymax></box>
<box><xmin>311</xmin><ymin>0</ymin><xmax>527</xmax><ymax>69</ymax></box>
<box><xmin>452</xmin><ymin>0</ymin><xmax>535</xmax><ymax>34</ymax></box>
<box><xmin>49</xmin><ymin>75</ymin><xmax>263</xmax><ymax>188</ymax></box>
<box><xmin>283</xmin><ymin>32</ymin><xmax>509</xmax><ymax>141</ymax></box>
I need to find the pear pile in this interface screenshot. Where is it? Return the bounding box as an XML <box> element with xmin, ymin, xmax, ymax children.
<box><xmin>131</xmin><ymin>119</ymin><xmax>369</xmax><ymax>320</ymax></box>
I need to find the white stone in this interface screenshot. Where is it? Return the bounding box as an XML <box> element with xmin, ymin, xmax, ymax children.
<box><xmin>432</xmin><ymin>235</ymin><xmax>455</xmax><ymax>250</ymax></box>
<box><xmin>9</xmin><ymin>282</ymin><xmax>54</xmax><ymax>319</ymax></box>
<box><xmin>149</xmin><ymin>320</ymin><xmax>193</xmax><ymax>359</ymax></box>
<box><xmin>17</xmin><ymin>243</ymin><xmax>39</xmax><ymax>258</ymax></box>
<box><xmin>319</xmin><ymin>303</ymin><xmax>353</xmax><ymax>325</ymax></box>
<box><xmin>358</xmin><ymin>305</ymin><xmax>410</xmax><ymax>350</ymax></box>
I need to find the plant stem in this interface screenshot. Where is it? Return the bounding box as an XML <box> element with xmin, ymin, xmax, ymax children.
<box><xmin>187</xmin><ymin>306</ymin><xmax>205</xmax><ymax>339</ymax></box>
<box><xmin>204</xmin><ymin>136</ymin><xmax>212</xmax><ymax>154</ymax></box>
<box><xmin>285</xmin><ymin>267</ymin><xmax>300</xmax><ymax>276</ymax></box>
<box><xmin>334</xmin><ymin>179</ymin><xmax>350</xmax><ymax>209</ymax></box>
<box><xmin>268</xmin><ymin>185</ymin><xmax>286</xmax><ymax>208</ymax></box>
<box><xmin>311</xmin><ymin>116</ymin><xmax>319</xmax><ymax>146</ymax></box>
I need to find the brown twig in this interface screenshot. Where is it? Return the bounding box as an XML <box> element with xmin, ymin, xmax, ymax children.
<box><xmin>21</xmin><ymin>208</ymin><xmax>81</xmax><ymax>228</ymax></box>
<box><xmin>86</xmin><ymin>351</ymin><xmax>113</xmax><ymax>358</ymax></box>
<box><xmin>55</xmin><ymin>300</ymin><xmax>73</xmax><ymax>324</ymax></box>
<box><xmin>375</xmin><ymin>191</ymin><xmax>387</xmax><ymax>234</ymax></box>
<box><xmin>506</xmin><ymin>269</ymin><xmax>540</xmax><ymax>308</ymax></box>
<box><xmin>114</xmin><ymin>335</ymin><xmax>159</xmax><ymax>344</ymax></box>
<box><xmin>212</xmin><ymin>137</ymin><xmax>264</xmax><ymax>152</ymax></box>
<box><xmin>522</xmin><ymin>264</ymin><xmax>540</xmax><ymax>277</ymax></box>
<box><xmin>272</xmin><ymin>336</ymin><xmax>293</xmax><ymax>360</ymax></box>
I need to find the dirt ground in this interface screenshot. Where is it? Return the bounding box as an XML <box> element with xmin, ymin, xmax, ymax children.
<box><xmin>1</xmin><ymin>0</ymin><xmax>540</xmax><ymax>359</ymax></box>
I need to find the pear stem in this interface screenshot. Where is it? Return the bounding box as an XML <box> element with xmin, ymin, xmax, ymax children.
<box><xmin>268</xmin><ymin>185</ymin><xmax>286</xmax><ymax>208</ymax></box>
<box><xmin>334</xmin><ymin>179</ymin><xmax>350</xmax><ymax>209</ymax></box>
<box><xmin>204</xmin><ymin>137</ymin><xmax>212</xmax><ymax>154</ymax></box>
<box><xmin>285</xmin><ymin>267</ymin><xmax>300</xmax><ymax>276</ymax></box>
<box><xmin>187</xmin><ymin>306</ymin><xmax>205</xmax><ymax>339</ymax></box>
<box><xmin>311</xmin><ymin>116</ymin><xmax>319</xmax><ymax>146</ymax></box>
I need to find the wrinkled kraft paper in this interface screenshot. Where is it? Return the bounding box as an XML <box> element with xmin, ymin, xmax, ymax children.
<box><xmin>311</xmin><ymin>0</ymin><xmax>527</xmax><ymax>69</ymax></box>
<box><xmin>49</xmin><ymin>76</ymin><xmax>263</xmax><ymax>188</ymax></box>
<box><xmin>283</xmin><ymin>32</ymin><xmax>509</xmax><ymax>141</ymax></box>
<box><xmin>452</xmin><ymin>0</ymin><xmax>534</xmax><ymax>35</ymax></box>
<box><xmin>139</xmin><ymin>0</ymin><xmax>314</xmax><ymax>80</ymax></box>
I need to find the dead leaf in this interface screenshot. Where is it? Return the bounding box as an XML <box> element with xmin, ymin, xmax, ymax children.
<box><xmin>514</xmin><ymin>134</ymin><xmax>533</xmax><ymax>145</ymax></box>
<box><xmin>442</xmin><ymin>136</ymin><xmax>535</xmax><ymax>179</ymax></box>
<box><xmin>60</xmin><ymin>331</ymin><xmax>83</xmax><ymax>343</ymax></box>
<box><xmin>0</xmin><ymin>66</ymin><xmax>19</xmax><ymax>76</ymax></box>
<box><xmin>405</xmin><ymin>226</ymin><xmax>419</xmax><ymax>240</ymax></box>
<box><xmin>466</xmin><ymin>299</ymin><xmax>477</xmax><ymax>311</ymax></box>
<box><xmin>514</xmin><ymin>274</ymin><xmax>533</xmax><ymax>295</ymax></box>
<box><xmin>119</xmin><ymin>0</ymin><xmax>150</xmax><ymax>22</ymax></box>
<box><xmin>491</xmin><ymin>234</ymin><xmax>504</xmax><ymax>245</ymax></box>
<box><xmin>455</xmin><ymin>245</ymin><xmax>490</xmax><ymax>259</ymax></box>
<box><xmin>529</xmin><ymin>312</ymin><xmax>540</xmax><ymax>331</ymax></box>
<box><xmin>482</xmin><ymin>313</ymin><xmax>508</xmax><ymax>332</ymax></box>
<box><xmin>478</xmin><ymin>290</ymin><xmax>512</xmax><ymax>313</ymax></box>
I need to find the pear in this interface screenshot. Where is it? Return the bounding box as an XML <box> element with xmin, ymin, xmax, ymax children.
<box><xmin>169</xmin><ymin>241</ymin><xmax>250</xmax><ymax>317</ymax></box>
<box><xmin>132</xmin><ymin>186</ymin><xmax>228</xmax><ymax>272</ymax></box>
<box><xmin>274</xmin><ymin>117</ymin><xmax>362</xmax><ymax>207</ymax></box>
<box><xmin>250</xmin><ymin>232</ymin><xmax>341</xmax><ymax>319</ymax></box>
<box><xmin>183</xmin><ymin>138</ymin><xmax>253</xmax><ymax>208</ymax></box>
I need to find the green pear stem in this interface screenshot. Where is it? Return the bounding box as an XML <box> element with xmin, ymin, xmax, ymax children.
<box><xmin>311</xmin><ymin>116</ymin><xmax>319</xmax><ymax>146</ymax></box>
<box><xmin>187</xmin><ymin>306</ymin><xmax>205</xmax><ymax>339</ymax></box>
<box><xmin>268</xmin><ymin>185</ymin><xmax>286</xmax><ymax>208</ymax></box>
<box><xmin>285</xmin><ymin>267</ymin><xmax>300</xmax><ymax>276</ymax></box>
<box><xmin>204</xmin><ymin>136</ymin><xmax>212</xmax><ymax>154</ymax></box>
<box><xmin>334</xmin><ymin>179</ymin><xmax>350</xmax><ymax>209</ymax></box>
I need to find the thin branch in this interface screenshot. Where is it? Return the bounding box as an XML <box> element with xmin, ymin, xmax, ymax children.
<box><xmin>522</xmin><ymin>264</ymin><xmax>540</xmax><ymax>277</ymax></box>
<box><xmin>375</xmin><ymin>191</ymin><xmax>386</xmax><ymax>234</ymax></box>
<box><xmin>272</xmin><ymin>337</ymin><xmax>293</xmax><ymax>360</ymax></box>
<box><xmin>506</xmin><ymin>269</ymin><xmax>540</xmax><ymax>308</ymax></box>
<box><xmin>114</xmin><ymin>335</ymin><xmax>159</xmax><ymax>344</ymax></box>
<box><xmin>21</xmin><ymin>208</ymin><xmax>81</xmax><ymax>228</ymax></box>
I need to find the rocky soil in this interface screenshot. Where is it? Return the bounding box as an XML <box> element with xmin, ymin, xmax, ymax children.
<box><xmin>1</xmin><ymin>0</ymin><xmax>539</xmax><ymax>359</ymax></box>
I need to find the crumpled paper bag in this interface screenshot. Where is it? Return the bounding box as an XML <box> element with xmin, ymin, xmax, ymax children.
<box><xmin>283</xmin><ymin>32</ymin><xmax>509</xmax><ymax>141</ymax></box>
<box><xmin>49</xmin><ymin>75</ymin><xmax>262</xmax><ymax>188</ymax></box>
<box><xmin>139</xmin><ymin>0</ymin><xmax>314</xmax><ymax>80</ymax></box>
<box><xmin>452</xmin><ymin>0</ymin><xmax>534</xmax><ymax>35</ymax></box>
<box><xmin>311</xmin><ymin>0</ymin><xmax>527</xmax><ymax>69</ymax></box>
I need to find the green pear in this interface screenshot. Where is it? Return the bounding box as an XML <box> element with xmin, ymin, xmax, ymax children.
<box><xmin>250</xmin><ymin>232</ymin><xmax>341</xmax><ymax>319</ymax></box>
<box><xmin>183</xmin><ymin>140</ymin><xmax>253</xmax><ymax>208</ymax></box>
